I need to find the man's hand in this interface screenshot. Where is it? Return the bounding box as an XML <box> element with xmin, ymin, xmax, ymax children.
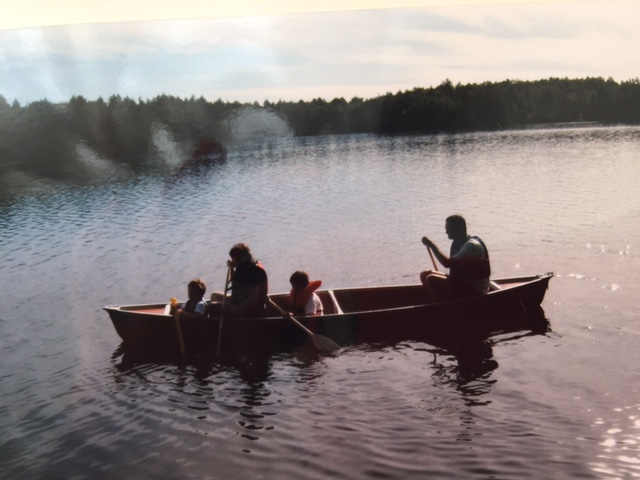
<box><xmin>421</xmin><ymin>236</ymin><xmax>434</xmax><ymax>249</ymax></box>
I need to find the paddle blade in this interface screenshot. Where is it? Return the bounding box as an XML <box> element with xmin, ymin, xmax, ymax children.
<box><xmin>311</xmin><ymin>334</ymin><xmax>341</xmax><ymax>353</ymax></box>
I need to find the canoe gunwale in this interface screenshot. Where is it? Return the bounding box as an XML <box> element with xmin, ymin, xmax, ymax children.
<box><xmin>104</xmin><ymin>272</ymin><xmax>553</xmax><ymax>319</ymax></box>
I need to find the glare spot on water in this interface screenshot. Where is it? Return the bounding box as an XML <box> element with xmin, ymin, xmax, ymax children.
<box><xmin>567</xmin><ymin>273</ymin><xmax>596</xmax><ymax>281</ymax></box>
<box><xmin>592</xmin><ymin>405</ymin><xmax>640</xmax><ymax>478</ymax></box>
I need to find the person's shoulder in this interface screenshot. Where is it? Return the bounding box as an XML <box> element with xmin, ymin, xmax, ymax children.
<box><xmin>468</xmin><ymin>236</ymin><xmax>484</xmax><ymax>247</ymax></box>
<box><xmin>252</xmin><ymin>262</ymin><xmax>268</xmax><ymax>280</ymax></box>
<box><xmin>459</xmin><ymin>237</ymin><xmax>485</xmax><ymax>256</ymax></box>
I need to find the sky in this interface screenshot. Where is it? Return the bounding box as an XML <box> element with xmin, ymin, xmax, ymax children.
<box><xmin>1</xmin><ymin>0</ymin><xmax>638</xmax><ymax>105</ymax></box>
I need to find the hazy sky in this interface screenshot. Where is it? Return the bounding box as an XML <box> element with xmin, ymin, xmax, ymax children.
<box><xmin>1</xmin><ymin>0</ymin><xmax>638</xmax><ymax>105</ymax></box>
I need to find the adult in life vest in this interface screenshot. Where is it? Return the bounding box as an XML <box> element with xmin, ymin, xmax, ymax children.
<box><xmin>289</xmin><ymin>271</ymin><xmax>324</xmax><ymax>316</ymax></box>
<box><xmin>420</xmin><ymin>214</ymin><xmax>491</xmax><ymax>302</ymax></box>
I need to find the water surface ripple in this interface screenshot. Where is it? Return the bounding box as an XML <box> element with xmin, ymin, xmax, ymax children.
<box><xmin>1</xmin><ymin>126</ymin><xmax>640</xmax><ymax>479</ymax></box>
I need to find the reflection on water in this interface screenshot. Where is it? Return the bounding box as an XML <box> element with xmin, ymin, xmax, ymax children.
<box><xmin>3</xmin><ymin>126</ymin><xmax>640</xmax><ymax>479</ymax></box>
<box><xmin>109</xmin><ymin>341</ymin><xmax>332</xmax><ymax>456</ymax></box>
<box><xmin>592</xmin><ymin>404</ymin><xmax>640</xmax><ymax>479</ymax></box>
<box><xmin>427</xmin><ymin>310</ymin><xmax>551</xmax><ymax>407</ymax></box>
<box><xmin>431</xmin><ymin>340</ymin><xmax>498</xmax><ymax>407</ymax></box>
<box><xmin>110</xmin><ymin>306</ymin><xmax>552</xmax><ymax>434</ymax></box>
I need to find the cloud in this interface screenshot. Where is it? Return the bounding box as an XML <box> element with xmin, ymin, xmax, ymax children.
<box><xmin>1</xmin><ymin>1</ymin><xmax>639</xmax><ymax>105</ymax></box>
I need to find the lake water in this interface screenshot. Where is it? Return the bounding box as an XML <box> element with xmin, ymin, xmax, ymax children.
<box><xmin>1</xmin><ymin>125</ymin><xmax>640</xmax><ymax>479</ymax></box>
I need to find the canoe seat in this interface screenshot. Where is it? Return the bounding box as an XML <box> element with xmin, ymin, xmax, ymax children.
<box><xmin>328</xmin><ymin>290</ymin><xmax>344</xmax><ymax>314</ymax></box>
<box><xmin>316</xmin><ymin>291</ymin><xmax>343</xmax><ymax>315</ymax></box>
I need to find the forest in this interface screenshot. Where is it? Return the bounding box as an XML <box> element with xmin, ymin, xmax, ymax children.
<box><xmin>0</xmin><ymin>76</ymin><xmax>639</xmax><ymax>184</ymax></box>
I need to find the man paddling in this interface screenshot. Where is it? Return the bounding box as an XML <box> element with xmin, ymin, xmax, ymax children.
<box><xmin>420</xmin><ymin>215</ymin><xmax>491</xmax><ymax>302</ymax></box>
<box><xmin>209</xmin><ymin>243</ymin><xmax>269</xmax><ymax>317</ymax></box>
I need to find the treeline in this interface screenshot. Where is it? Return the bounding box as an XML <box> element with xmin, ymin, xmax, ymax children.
<box><xmin>0</xmin><ymin>76</ymin><xmax>639</xmax><ymax>183</ymax></box>
<box><xmin>271</xmin><ymin>76</ymin><xmax>640</xmax><ymax>134</ymax></box>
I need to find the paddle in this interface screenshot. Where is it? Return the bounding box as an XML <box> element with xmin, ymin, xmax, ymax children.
<box><xmin>171</xmin><ymin>296</ymin><xmax>187</xmax><ymax>358</ymax></box>
<box><xmin>427</xmin><ymin>246</ymin><xmax>439</xmax><ymax>272</ymax></box>
<box><xmin>268</xmin><ymin>297</ymin><xmax>340</xmax><ymax>353</ymax></box>
<box><xmin>216</xmin><ymin>265</ymin><xmax>232</xmax><ymax>357</ymax></box>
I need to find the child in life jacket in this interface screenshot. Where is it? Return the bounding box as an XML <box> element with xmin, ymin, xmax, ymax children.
<box><xmin>289</xmin><ymin>271</ymin><xmax>324</xmax><ymax>316</ymax></box>
<box><xmin>176</xmin><ymin>278</ymin><xmax>208</xmax><ymax>320</ymax></box>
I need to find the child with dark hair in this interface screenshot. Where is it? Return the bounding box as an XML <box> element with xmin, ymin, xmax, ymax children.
<box><xmin>289</xmin><ymin>271</ymin><xmax>323</xmax><ymax>316</ymax></box>
<box><xmin>175</xmin><ymin>278</ymin><xmax>208</xmax><ymax>320</ymax></box>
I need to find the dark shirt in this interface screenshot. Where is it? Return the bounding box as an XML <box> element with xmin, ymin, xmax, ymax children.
<box><xmin>182</xmin><ymin>299</ymin><xmax>206</xmax><ymax>314</ymax></box>
<box><xmin>230</xmin><ymin>262</ymin><xmax>268</xmax><ymax>307</ymax></box>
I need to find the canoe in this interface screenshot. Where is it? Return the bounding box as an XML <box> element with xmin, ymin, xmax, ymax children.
<box><xmin>104</xmin><ymin>273</ymin><xmax>553</xmax><ymax>355</ymax></box>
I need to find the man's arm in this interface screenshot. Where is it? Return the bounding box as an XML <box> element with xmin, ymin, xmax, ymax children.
<box><xmin>422</xmin><ymin>237</ymin><xmax>452</xmax><ymax>268</ymax></box>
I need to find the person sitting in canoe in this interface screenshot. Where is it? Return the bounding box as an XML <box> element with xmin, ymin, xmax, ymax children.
<box><xmin>173</xmin><ymin>278</ymin><xmax>208</xmax><ymax>320</ymax></box>
<box><xmin>420</xmin><ymin>214</ymin><xmax>491</xmax><ymax>302</ymax></box>
<box><xmin>209</xmin><ymin>243</ymin><xmax>269</xmax><ymax>317</ymax></box>
<box><xmin>289</xmin><ymin>271</ymin><xmax>324</xmax><ymax>316</ymax></box>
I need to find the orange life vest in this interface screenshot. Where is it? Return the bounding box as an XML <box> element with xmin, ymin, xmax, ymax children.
<box><xmin>289</xmin><ymin>280</ymin><xmax>322</xmax><ymax>315</ymax></box>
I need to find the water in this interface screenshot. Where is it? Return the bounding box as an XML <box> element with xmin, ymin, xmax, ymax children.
<box><xmin>1</xmin><ymin>125</ymin><xmax>640</xmax><ymax>479</ymax></box>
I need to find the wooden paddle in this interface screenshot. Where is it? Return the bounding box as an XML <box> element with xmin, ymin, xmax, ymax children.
<box><xmin>216</xmin><ymin>265</ymin><xmax>233</xmax><ymax>357</ymax></box>
<box><xmin>268</xmin><ymin>297</ymin><xmax>340</xmax><ymax>353</ymax></box>
<box><xmin>427</xmin><ymin>246</ymin><xmax>439</xmax><ymax>272</ymax></box>
<box><xmin>171</xmin><ymin>297</ymin><xmax>187</xmax><ymax>358</ymax></box>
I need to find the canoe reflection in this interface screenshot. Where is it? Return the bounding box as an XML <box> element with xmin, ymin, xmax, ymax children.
<box><xmin>110</xmin><ymin>306</ymin><xmax>550</xmax><ymax>404</ymax></box>
<box><xmin>427</xmin><ymin>308</ymin><xmax>551</xmax><ymax>405</ymax></box>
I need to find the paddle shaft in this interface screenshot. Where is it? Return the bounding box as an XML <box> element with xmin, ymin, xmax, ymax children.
<box><xmin>268</xmin><ymin>298</ymin><xmax>340</xmax><ymax>352</ymax></box>
<box><xmin>268</xmin><ymin>298</ymin><xmax>315</xmax><ymax>336</ymax></box>
<box><xmin>216</xmin><ymin>266</ymin><xmax>232</xmax><ymax>356</ymax></box>
<box><xmin>427</xmin><ymin>246</ymin><xmax>439</xmax><ymax>272</ymax></box>
<box><xmin>174</xmin><ymin>308</ymin><xmax>186</xmax><ymax>358</ymax></box>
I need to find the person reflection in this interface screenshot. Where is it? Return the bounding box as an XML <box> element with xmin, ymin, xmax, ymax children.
<box><xmin>431</xmin><ymin>339</ymin><xmax>498</xmax><ymax>406</ymax></box>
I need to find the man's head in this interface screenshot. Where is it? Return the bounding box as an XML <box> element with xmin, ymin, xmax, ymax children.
<box><xmin>229</xmin><ymin>243</ymin><xmax>253</xmax><ymax>266</ymax></box>
<box><xmin>445</xmin><ymin>215</ymin><xmax>467</xmax><ymax>240</ymax></box>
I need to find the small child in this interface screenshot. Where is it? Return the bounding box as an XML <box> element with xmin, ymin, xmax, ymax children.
<box><xmin>176</xmin><ymin>278</ymin><xmax>207</xmax><ymax>320</ymax></box>
<box><xmin>289</xmin><ymin>271</ymin><xmax>323</xmax><ymax>316</ymax></box>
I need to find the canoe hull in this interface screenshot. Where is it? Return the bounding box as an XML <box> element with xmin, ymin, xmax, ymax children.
<box><xmin>104</xmin><ymin>273</ymin><xmax>553</xmax><ymax>355</ymax></box>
